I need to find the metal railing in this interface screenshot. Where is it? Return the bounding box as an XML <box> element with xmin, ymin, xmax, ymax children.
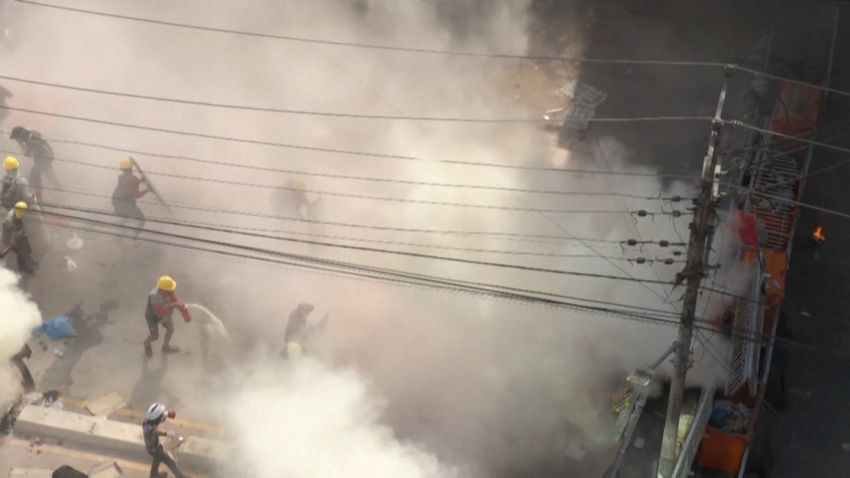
<box><xmin>726</xmin><ymin>260</ymin><xmax>763</xmax><ymax>396</ymax></box>
<box><xmin>672</xmin><ymin>383</ymin><xmax>716</xmax><ymax>478</ymax></box>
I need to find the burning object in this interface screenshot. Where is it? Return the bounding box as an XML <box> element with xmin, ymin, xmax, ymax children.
<box><xmin>812</xmin><ymin>226</ymin><xmax>825</xmax><ymax>244</ymax></box>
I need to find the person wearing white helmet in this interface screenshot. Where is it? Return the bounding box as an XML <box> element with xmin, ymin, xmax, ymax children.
<box><xmin>142</xmin><ymin>403</ymin><xmax>186</xmax><ymax>478</ymax></box>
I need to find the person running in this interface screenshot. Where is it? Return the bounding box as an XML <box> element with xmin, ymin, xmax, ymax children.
<box><xmin>142</xmin><ymin>403</ymin><xmax>187</xmax><ymax>478</ymax></box>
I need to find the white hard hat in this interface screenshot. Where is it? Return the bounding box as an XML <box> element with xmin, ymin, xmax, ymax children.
<box><xmin>145</xmin><ymin>403</ymin><xmax>167</xmax><ymax>422</ymax></box>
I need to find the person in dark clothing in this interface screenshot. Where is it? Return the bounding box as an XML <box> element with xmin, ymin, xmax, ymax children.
<box><xmin>10</xmin><ymin>126</ymin><xmax>61</xmax><ymax>200</ymax></box>
<box><xmin>11</xmin><ymin>343</ymin><xmax>34</xmax><ymax>392</ymax></box>
<box><xmin>1</xmin><ymin>201</ymin><xmax>36</xmax><ymax>274</ymax></box>
<box><xmin>282</xmin><ymin>303</ymin><xmax>328</xmax><ymax>358</ymax></box>
<box><xmin>51</xmin><ymin>465</ymin><xmax>88</xmax><ymax>478</ymax></box>
<box><xmin>112</xmin><ymin>157</ymin><xmax>148</xmax><ymax>238</ymax></box>
<box><xmin>143</xmin><ymin>403</ymin><xmax>187</xmax><ymax>478</ymax></box>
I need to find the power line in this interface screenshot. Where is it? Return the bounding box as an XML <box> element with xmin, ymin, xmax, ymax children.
<box><xmin>37</xmin><ymin>182</ymin><xmax>668</xmax><ymax>247</ymax></box>
<box><xmin>727</xmin><ymin>119</ymin><xmax>850</xmax><ymax>157</ymax></box>
<box><xmin>0</xmin><ymin>74</ymin><xmax>708</xmax><ymax>125</ymax></box>
<box><xmin>45</xmin><ymin>189</ymin><xmax>680</xmax><ymax>259</ymax></box>
<box><xmin>40</xmin><ymin>203</ymin><xmax>680</xmax><ymax>286</ymax></box>
<box><xmin>0</xmin><ymin>146</ymin><xmax>686</xmax><ymax>203</ymax></box>
<box><xmin>23</xmin><ymin>153</ymin><xmax>682</xmax><ymax>216</ymax></box>
<box><xmin>13</xmin><ymin>0</ymin><xmax>727</xmax><ymax>68</ymax></box>
<box><xmin>50</xmin><ymin>209</ymin><xmax>850</xmax><ymax>362</ymax></box>
<box><xmin>733</xmin><ymin>64</ymin><xmax>850</xmax><ymax>102</ymax></box>
<box><xmin>0</xmin><ymin>106</ymin><xmax>701</xmax><ymax>179</ymax></box>
<box><xmin>29</xmin><ymin>132</ymin><xmax>700</xmax><ymax>179</ymax></box>
<box><xmin>17</xmin><ymin>1</ymin><xmax>850</xmax><ymax>104</ymax></box>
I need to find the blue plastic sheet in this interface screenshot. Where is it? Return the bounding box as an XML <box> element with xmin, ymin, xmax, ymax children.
<box><xmin>32</xmin><ymin>315</ymin><xmax>76</xmax><ymax>340</ymax></box>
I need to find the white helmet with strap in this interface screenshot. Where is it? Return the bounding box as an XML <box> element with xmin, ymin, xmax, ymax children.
<box><xmin>145</xmin><ymin>403</ymin><xmax>167</xmax><ymax>422</ymax></box>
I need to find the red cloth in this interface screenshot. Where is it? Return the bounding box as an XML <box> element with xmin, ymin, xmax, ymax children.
<box><xmin>736</xmin><ymin>209</ymin><xmax>759</xmax><ymax>247</ymax></box>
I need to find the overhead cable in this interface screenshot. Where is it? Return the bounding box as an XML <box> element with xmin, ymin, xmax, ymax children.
<box><xmin>13</xmin><ymin>0</ymin><xmax>727</xmax><ymax>68</ymax></box>
<box><xmin>0</xmin><ymin>74</ymin><xmax>708</xmax><ymax>125</ymax></box>
<box><xmin>40</xmin><ymin>203</ymin><xmax>679</xmax><ymax>286</ymax></box>
<box><xmin>0</xmin><ymin>147</ymin><xmax>685</xmax><ymax>202</ymax></box>
<box><xmin>0</xmin><ymin>106</ymin><xmax>700</xmax><ymax>179</ymax></box>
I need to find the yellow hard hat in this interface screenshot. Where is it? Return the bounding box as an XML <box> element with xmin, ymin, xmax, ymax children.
<box><xmin>286</xmin><ymin>341</ymin><xmax>303</xmax><ymax>358</ymax></box>
<box><xmin>157</xmin><ymin>275</ymin><xmax>177</xmax><ymax>291</ymax></box>
<box><xmin>3</xmin><ymin>156</ymin><xmax>19</xmax><ymax>171</ymax></box>
<box><xmin>119</xmin><ymin>157</ymin><xmax>133</xmax><ymax>171</ymax></box>
<box><xmin>14</xmin><ymin>201</ymin><xmax>27</xmax><ymax>219</ymax></box>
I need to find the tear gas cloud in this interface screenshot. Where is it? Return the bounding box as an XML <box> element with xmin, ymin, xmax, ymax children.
<box><xmin>221</xmin><ymin>357</ymin><xmax>457</xmax><ymax>478</ymax></box>
<box><xmin>2</xmin><ymin>1</ymin><xmax>740</xmax><ymax>476</ymax></box>
<box><xmin>0</xmin><ymin>269</ymin><xmax>42</xmax><ymax>411</ymax></box>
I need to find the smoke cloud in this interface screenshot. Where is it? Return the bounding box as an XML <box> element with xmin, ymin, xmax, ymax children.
<box><xmin>220</xmin><ymin>357</ymin><xmax>457</xmax><ymax>478</ymax></box>
<box><xmin>1</xmin><ymin>1</ymin><xmax>741</xmax><ymax>476</ymax></box>
<box><xmin>0</xmin><ymin>269</ymin><xmax>42</xmax><ymax>411</ymax></box>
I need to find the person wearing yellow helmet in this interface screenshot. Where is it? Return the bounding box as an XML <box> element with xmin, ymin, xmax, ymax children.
<box><xmin>272</xmin><ymin>178</ymin><xmax>319</xmax><ymax>219</ymax></box>
<box><xmin>1</xmin><ymin>155</ymin><xmax>31</xmax><ymax>211</ymax></box>
<box><xmin>143</xmin><ymin>275</ymin><xmax>191</xmax><ymax>357</ymax></box>
<box><xmin>112</xmin><ymin>156</ymin><xmax>148</xmax><ymax>238</ymax></box>
<box><xmin>0</xmin><ymin>201</ymin><xmax>36</xmax><ymax>274</ymax></box>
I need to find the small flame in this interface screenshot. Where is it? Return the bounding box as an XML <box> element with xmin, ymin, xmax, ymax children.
<box><xmin>813</xmin><ymin>226</ymin><xmax>825</xmax><ymax>243</ymax></box>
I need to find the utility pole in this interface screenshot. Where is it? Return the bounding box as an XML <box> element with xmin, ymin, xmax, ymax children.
<box><xmin>657</xmin><ymin>67</ymin><xmax>732</xmax><ymax>478</ymax></box>
<box><xmin>608</xmin><ymin>341</ymin><xmax>677</xmax><ymax>478</ymax></box>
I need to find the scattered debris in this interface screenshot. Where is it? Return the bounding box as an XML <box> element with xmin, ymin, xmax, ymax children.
<box><xmin>65</xmin><ymin>232</ymin><xmax>84</xmax><ymax>251</ymax></box>
<box><xmin>64</xmin><ymin>255</ymin><xmax>78</xmax><ymax>272</ymax></box>
<box><xmin>841</xmin><ymin>442</ymin><xmax>850</xmax><ymax>452</ymax></box>
<box><xmin>633</xmin><ymin>437</ymin><xmax>646</xmax><ymax>449</ymax></box>
<box><xmin>53</xmin><ymin>348</ymin><xmax>65</xmax><ymax>357</ymax></box>
<box><xmin>85</xmin><ymin>393</ymin><xmax>126</xmax><ymax>417</ymax></box>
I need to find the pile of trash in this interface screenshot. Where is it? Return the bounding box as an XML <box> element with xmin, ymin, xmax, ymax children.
<box><xmin>708</xmin><ymin>400</ymin><xmax>752</xmax><ymax>434</ymax></box>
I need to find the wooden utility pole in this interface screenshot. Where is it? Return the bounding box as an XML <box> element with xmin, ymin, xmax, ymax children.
<box><xmin>657</xmin><ymin>67</ymin><xmax>732</xmax><ymax>477</ymax></box>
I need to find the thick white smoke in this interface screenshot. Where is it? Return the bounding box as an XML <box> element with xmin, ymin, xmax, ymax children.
<box><xmin>220</xmin><ymin>357</ymin><xmax>457</xmax><ymax>478</ymax></box>
<box><xmin>1</xmin><ymin>1</ymin><xmax>740</xmax><ymax>476</ymax></box>
<box><xmin>0</xmin><ymin>268</ymin><xmax>42</xmax><ymax>411</ymax></box>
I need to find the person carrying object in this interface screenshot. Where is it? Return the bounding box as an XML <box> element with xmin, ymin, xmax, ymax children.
<box><xmin>112</xmin><ymin>156</ymin><xmax>148</xmax><ymax>238</ymax></box>
<box><xmin>142</xmin><ymin>403</ymin><xmax>187</xmax><ymax>478</ymax></box>
<box><xmin>144</xmin><ymin>275</ymin><xmax>191</xmax><ymax>358</ymax></box>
